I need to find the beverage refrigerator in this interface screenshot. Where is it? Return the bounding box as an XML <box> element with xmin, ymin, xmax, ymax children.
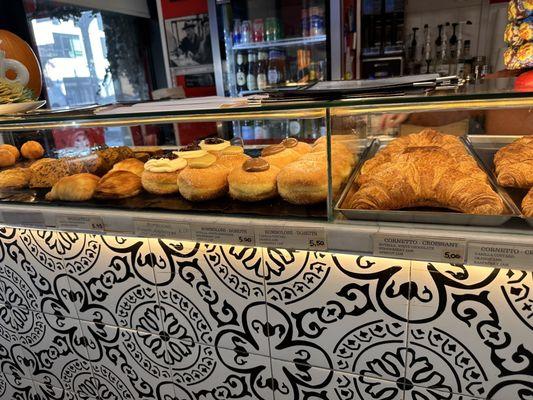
<box><xmin>208</xmin><ymin>0</ymin><xmax>342</xmax><ymax>97</ymax></box>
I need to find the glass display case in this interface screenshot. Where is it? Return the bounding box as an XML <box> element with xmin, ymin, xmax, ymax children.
<box><xmin>0</xmin><ymin>85</ymin><xmax>531</xmax><ymax>265</ymax></box>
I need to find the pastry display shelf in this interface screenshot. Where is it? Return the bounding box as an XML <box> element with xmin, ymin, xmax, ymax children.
<box><xmin>1</xmin><ymin>202</ymin><xmax>532</xmax><ymax>270</ymax></box>
<box><xmin>232</xmin><ymin>35</ymin><xmax>327</xmax><ymax>51</ymax></box>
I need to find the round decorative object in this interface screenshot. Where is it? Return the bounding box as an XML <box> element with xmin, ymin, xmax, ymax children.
<box><xmin>0</xmin><ymin>30</ymin><xmax>42</xmax><ymax>96</ymax></box>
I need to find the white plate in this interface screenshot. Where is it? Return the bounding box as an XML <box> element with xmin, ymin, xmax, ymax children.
<box><xmin>0</xmin><ymin>100</ymin><xmax>46</xmax><ymax>115</ymax></box>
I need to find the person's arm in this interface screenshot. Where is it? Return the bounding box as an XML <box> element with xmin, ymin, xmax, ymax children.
<box><xmin>380</xmin><ymin>110</ymin><xmax>484</xmax><ymax>129</ymax></box>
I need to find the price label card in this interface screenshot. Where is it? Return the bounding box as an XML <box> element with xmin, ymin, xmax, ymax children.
<box><xmin>255</xmin><ymin>226</ymin><xmax>327</xmax><ymax>250</ymax></box>
<box><xmin>134</xmin><ymin>219</ymin><xmax>191</xmax><ymax>240</ymax></box>
<box><xmin>3</xmin><ymin>211</ymin><xmax>45</xmax><ymax>228</ymax></box>
<box><xmin>56</xmin><ymin>215</ymin><xmax>105</xmax><ymax>232</ymax></box>
<box><xmin>468</xmin><ymin>242</ymin><xmax>533</xmax><ymax>269</ymax></box>
<box><xmin>191</xmin><ymin>224</ymin><xmax>255</xmax><ymax>246</ymax></box>
<box><xmin>373</xmin><ymin>233</ymin><xmax>466</xmax><ymax>263</ymax></box>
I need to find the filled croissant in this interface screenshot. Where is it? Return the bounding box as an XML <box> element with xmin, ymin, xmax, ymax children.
<box><xmin>494</xmin><ymin>136</ymin><xmax>533</xmax><ymax>188</ymax></box>
<box><xmin>46</xmin><ymin>173</ymin><xmax>99</xmax><ymax>201</ymax></box>
<box><xmin>349</xmin><ymin>142</ymin><xmax>505</xmax><ymax>215</ymax></box>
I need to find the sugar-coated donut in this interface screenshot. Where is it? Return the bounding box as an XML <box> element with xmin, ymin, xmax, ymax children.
<box><xmin>199</xmin><ymin>137</ymin><xmax>231</xmax><ymax>157</ymax></box>
<box><xmin>0</xmin><ymin>149</ymin><xmax>16</xmax><ymax>167</ymax></box>
<box><xmin>21</xmin><ymin>141</ymin><xmax>45</xmax><ymax>160</ymax></box>
<box><xmin>261</xmin><ymin>144</ymin><xmax>301</xmax><ymax>169</ymax></box>
<box><xmin>178</xmin><ymin>154</ymin><xmax>228</xmax><ymax>201</ymax></box>
<box><xmin>281</xmin><ymin>137</ymin><xmax>312</xmax><ymax>155</ymax></box>
<box><xmin>217</xmin><ymin>146</ymin><xmax>250</xmax><ymax>172</ymax></box>
<box><xmin>0</xmin><ymin>144</ymin><xmax>20</xmax><ymax>160</ymax></box>
<box><xmin>228</xmin><ymin>158</ymin><xmax>280</xmax><ymax>202</ymax></box>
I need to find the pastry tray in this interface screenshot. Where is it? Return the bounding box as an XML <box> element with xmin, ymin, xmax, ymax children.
<box><xmin>335</xmin><ymin>138</ymin><xmax>521</xmax><ymax>227</ymax></box>
<box><xmin>464</xmin><ymin>135</ymin><xmax>533</xmax><ymax>227</ymax></box>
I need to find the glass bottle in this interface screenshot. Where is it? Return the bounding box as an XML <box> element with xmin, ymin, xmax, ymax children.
<box><xmin>246</xmin><ymin>51</ymin><xmax>257</xmax><ymax>91</ymax></box>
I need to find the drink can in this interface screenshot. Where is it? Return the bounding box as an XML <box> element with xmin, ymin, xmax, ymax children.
<box><xmin>233</xmin><ymin>19</ymin><xmax>241</xmax><ymax>44</ymax></box>
<box><xmin>241</xmin><ymin>20</ymin><xmax>252</xmax><ymax>43</ymax></box>
<box><xmin>253</xmin><ymin>18</ymin><xmax>264</xmax><ymax>42</ymax></box>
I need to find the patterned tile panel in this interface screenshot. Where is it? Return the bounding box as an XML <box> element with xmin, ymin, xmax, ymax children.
<box><xmin>0</xmin><ymin>227</ymin><xmax>530</xmax><ymax>400</ymax></box>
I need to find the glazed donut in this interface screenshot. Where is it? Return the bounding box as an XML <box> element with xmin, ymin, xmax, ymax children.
<box><xmin>21</xmin><ymin>141</ymin><xmax>45</xmax><ymax>160</ymax></box>
<box><xmin>178</xmin><ymin>153</ymin><xmax>228</xmax><ymax>201</ymax></box>
<box><xmin>228</xmin><ymin>158</ymin><xmax>280</xmax><ymax>202</ymax></box>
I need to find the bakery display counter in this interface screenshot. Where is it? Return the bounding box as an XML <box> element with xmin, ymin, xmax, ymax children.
<box><xmin>0</xmin><ymin>87</ymin><xmax>531</xmax><ymax>269</ymax></box>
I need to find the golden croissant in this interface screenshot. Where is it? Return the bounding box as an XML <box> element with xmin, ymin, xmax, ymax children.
<box><xmin>494</xmin><ymin>136</ymin><xmax>533</xmax><ymax>188</ymax></box>
<box><xmin>46</xmin><ymin>173</ymin><xmax>100</xmax><ymax>201</ymax></box>
<box><xmin>522</xmin><ymin>188</ymin><xmax>533</xmax><ymax>217</ymax></box>
<box><xmin>349</xmin><ymin>146</ymin><xmax>505</xmax><ymax>215</ymax></box>
<box><xmin>359</xmin><ymin>128</ymin><xmax>486</xmax><ymax>184</ymax></box>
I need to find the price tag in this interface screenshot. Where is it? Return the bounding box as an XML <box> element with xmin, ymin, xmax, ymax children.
<box><xmin>3</xmin><ymin>211</ymin><xmax>45</xmax><ymax>228</ymax></box>
<box><xmin>191</xmin><ymin>224</ymin><xmax>255</xmax><ymax>246</ymax></box>
<box><xmin>255</xmin><ymin>226</ymin><xmax>327</xmax><ymax>250</ymax></box>
<box><xmin>56</xmin><ymin>215</ymin><xmax>105</xmax><ymax>232</ymax></box>
<box><xmin>134</xmin><ymin>219</ymin><xmax>191</xmax><ymax>240</ymax></box>
<box><xmin>467</xmin><ymin>242</ymin><xmax>533</xmax><ymax>269</ymax></box>
<box><xmin>373</xmin><ymin>233</ymin><xmax>466</xmax><ymax>263</ymax></box>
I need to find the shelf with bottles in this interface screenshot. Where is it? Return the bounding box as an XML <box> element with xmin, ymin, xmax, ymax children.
<box><xmin>232</xmin><ymin>34</ymin><xmax>327</xmax><ymax>51</ymax></box>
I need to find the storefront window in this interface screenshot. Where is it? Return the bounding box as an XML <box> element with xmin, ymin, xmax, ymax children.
<box><xmin>25</xmin><ymin>1</ymin><xmax>150</xmax><ymax>108</ymax></box>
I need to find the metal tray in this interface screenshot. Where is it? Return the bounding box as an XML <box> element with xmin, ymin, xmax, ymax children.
<box><xmin>465</xmin><ymin>136</ymin><xmax>533</xmax><ymax>227</ymax></box>
<box><xmin>335</xmin><ymin>137</ymin><xmax>521</xmax><ymax>227</ymax></box>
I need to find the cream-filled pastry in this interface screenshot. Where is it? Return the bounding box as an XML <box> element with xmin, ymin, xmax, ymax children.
<box><xmin>174</xmin><ymin>144</ymin><xmax>208</xmax><ymax>160</ymax></box>
<box><xmin>261</xmin><ymin>144</ymin><xmax>301</xmax><ymax>169</ymax></box>
<box><xmin>142</xmin><ymin>153</ymin><xmax>187</xmax><ymax>195</ymax></box>
<box><xmin>217</xmin><ymin>145</ymin><xmax>250</xmax><ymax>172</ymax></box>
<box><xmin>199</xmin><ymin>137</ymin><xmax>230</xmax><ymax>156</ymax></box>
<box><xmin>281</xmin><ymin>137</ymin><xmax>312</xmax><ymax>155</ymax></box>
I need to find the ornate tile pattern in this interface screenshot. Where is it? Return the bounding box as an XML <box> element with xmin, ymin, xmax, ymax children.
<box><xmin>0</xmin><ymin>227</ymin><xmax>530</xmax><ymax>400</ymax></box>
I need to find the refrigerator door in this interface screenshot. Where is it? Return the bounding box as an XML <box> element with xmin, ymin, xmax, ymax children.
<box><xmin>208</xmin><ymin>0</ymin><xmax>341</xmax><ymax>97</ymax></box>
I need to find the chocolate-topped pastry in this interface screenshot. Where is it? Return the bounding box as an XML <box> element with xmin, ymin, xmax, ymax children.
<box><xmin>282</xmin><ymin>137</ymin><xmax>298</xmax><ymax>148</ymax></box>
<box><xmin>150</xmin><ymin>151</ymin><xmax>179</xmax><ymax>160</ymax></box>
<box><xmin>229</xmin><ymin>157</ymin><xmax>280</xmax><ymax>202</ymax></box>
<box><xmin>243</xmin><ymin>157</ymin><xmax>270</xmax><ymax>172</ymax></box>
<box><xmin>217</xmin><ymin>145</ymin><xmax>250</xmax><ymax>172</ymax></box>
<box><xmin>261</xmin><ymin>144</ymin><xmax>285</xmax><ymax>157</ymax></box>
<box><xmin>181</xmin><ymin>143</ymin><xmax>202</xmax><ymax>151</ymax></box>
<box><xmin>175</xmin><ymin>144</ymin><xmax>208</xmax><ymax>159</ymax></box>
<box><xmin>261</xmin><ymin>143</ymin><xmax>301</xmax><ymax>169</ymax></box>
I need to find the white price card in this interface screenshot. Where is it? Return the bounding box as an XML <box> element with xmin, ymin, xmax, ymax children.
<box><xmin>134</xmin><ymin>219</ymin><xmax>191</xmax><ymax>240</ymax></box>
<box><xmin>56</xmin><ymin>215</ymin><xmax>105</xmax><ymax>232</ymax></box>
<box><xmin>255</xmin><ymin>226</ymin><xmax>327</xmax><ymax>250</ymax></box>
<box><xmin>3</xmin><ymin>211</ymin><xmax>45</xmax><ymax>227</ymax></box>
<box><xmin>468</xmin><ymin>242</ymin><xmax>533</xmax><ymax>269</ymax></box>
<box><xmin>191</xmin><ymin>224</ymin><xmax>255</xmax><ymax>246</ymax></box>
<box><xmin>373</xmin><ymin>233</ymin><xmax>466</xmax><ymax>263</ymax></box>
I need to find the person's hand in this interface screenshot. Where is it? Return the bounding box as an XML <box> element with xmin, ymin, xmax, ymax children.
<box><xmin>380</xmin><ymin>113</ymin><xmax>410</xmax><ymax>129</ymax></box>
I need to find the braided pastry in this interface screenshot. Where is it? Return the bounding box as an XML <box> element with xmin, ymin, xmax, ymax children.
<box><xmin>494</xmin><ymin>136</ymin><xmax>533</xmax><ymax>188</ymax></box>
<box><xmin>349</xmin><ymin>144</ymin><xmax>504</xmax><ymax>215</ymax></box>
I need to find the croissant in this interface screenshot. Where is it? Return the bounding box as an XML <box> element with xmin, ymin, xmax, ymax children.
<box><xmin>494</xmin><ymin>136</ymin><xmax>533</xmax><ymax>188</ymax></box>
<box><xmin>522</xmin><ymin>188</ymin><xmax>533</xmax><ymax>217</ymax></box>
<box><xmin>349</xmin><ymin>147</ymin><xmax>505</xmax><ymax>215</ymax></box>
<box><xmin>359</xmin><ymin>129</ymin><xmax>484</xmax><ymax>183</ymax></box>
<box><xmin>94</xmin><ymin>170</ymin><xmax>142</xmax><ymax>199</ymax></box>
<box><xmin>46</xmin><ymin>173</ymin><xmax>99</xmax><ymax>201</ymax></box>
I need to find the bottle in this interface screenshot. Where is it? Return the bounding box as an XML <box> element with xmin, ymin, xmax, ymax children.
<box><xmin>246</xmin><ymin>51</ymin><xmax>257</xmax><ymax>91</ymax></box>
<box><xmin>434</xmin><ymin>23</ymin><xmax>449</xmax><ymax>76</ymax></box>
<box><xmin>268</xmin><ymin>49</ymin><xmax>285</xmax><ymax>87</ymax></box>
<box><xmin>256</xmin><ymin>50</ymin><xmax>268</xmax><ymax>90</ymax></box>
<box><xmin>309</xmin><ymin>0</ymin><xmax>325</xmax><ymax>36</ymax></box>
<box><xmin>254</xmin><ymin>120</ymin><xmax>265</xmax><ymax>139</ymax></box>
<box><xmin>236</xmin><ymin>51</ymin><xmax>247</xmax><ymax>93</ymax></box>
<box><xmin>297</xmin><ymin>48</ymin><xmax>310</xmax><ymax>82</ymax></box>
<box><xmin>302</xmin><ymin>0</ymin><xmax>309</xmax><ymax>37</ymax></box>
<box><xmin>241</xmin><ymin>121</ymin><xmax>254</xmax><ymax>140</ymax></box>
<box><xmin>422</xmin><ymin>24</ymin><xmax>432</xmax><ymax>74</ymax></box>
<box><xmin>233</xmin><ymin>19</ymin><xmax>242</xmax><ymax>45</ymax></box>
<box><xmin>241</xmin><ymin>20</ymin><xmax>252</xmax><ymax>44</ymax></box>
<box><xmin>288</xmin><ymin>119</ymin><xmax>302</xmax><ymax>137</ymax></box>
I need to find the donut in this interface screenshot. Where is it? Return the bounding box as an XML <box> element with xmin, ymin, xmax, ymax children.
<box><xmin>217</xmin><ymin>145</ymin><xmax>250</xmax><ymax>172</ymax></box>
<box><xmin>141</xmin><ymin>153</ymin><xmax>187</xmax><ymax>195</ymax></box>
<box><xmin>178</xmin><ymin>153</ymin><xmax>228</xmax><ymax>201</ymax></box>
<box><xmin>281</xmin><ymin>137</ymin><xmax>312</xmax><ymax>155</ymax></box>
<box><xmin>261</xmin><ymin>144</ymin><xmax>301</xmax><ymax>169</ymax></box>
<box><xmin>199</xmin><ymin>137</ymin><xmax>231</xmax><ymax>157</ymax></box>
<box><xmin>228</xmin><ymin>158</ymin><xmax>280</xmax><ymax>202</ymax></box>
